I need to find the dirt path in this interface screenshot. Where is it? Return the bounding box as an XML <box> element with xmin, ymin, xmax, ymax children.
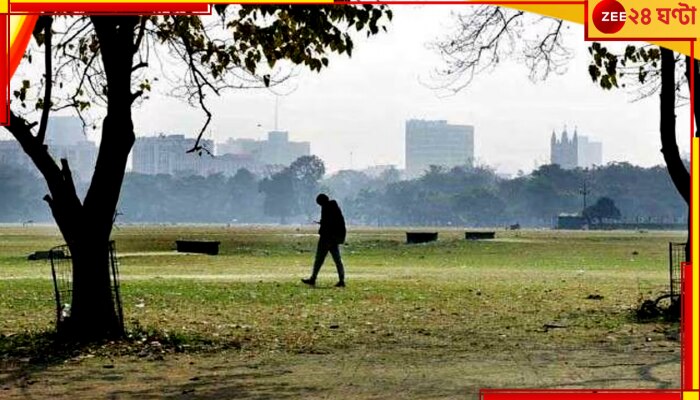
<box><xmin>0</xmin><ymin>343</ymin><xmax>680</xmax><ymax>399</ymax></box>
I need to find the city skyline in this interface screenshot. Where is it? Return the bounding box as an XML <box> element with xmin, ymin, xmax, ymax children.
<box><xmin>127</xmin><ymin>6</ymin><xmax>689</xmax><ymax>175</ymax></box>
<box><xmin>4</xmin><ymin>6</ymin><xmax>693</xmax><ymax>175</ymax></box>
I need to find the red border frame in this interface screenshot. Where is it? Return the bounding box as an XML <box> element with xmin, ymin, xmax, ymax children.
<box><xmin>0</xmin><ymin>15</ymin><xmax>7</xmax><ymax>126</ymax></box>
<box><xmin>682</xmin><ymin>262</ymin><xmax>694</xmax><ymax>389</ymax></box>
<box><xmin>481</xmin><ymin>390</ymin><xmax>683</xmax><ymax>399</ymax></box>
<box><xmin>1</xmin><ymin>1</ymin><xmax>697</xmax><ymax>399</ymax></box>
<box><xmin>10</xmin><ymin>3</ymin><xmax>210</xmax><ymax>13</ymax></box>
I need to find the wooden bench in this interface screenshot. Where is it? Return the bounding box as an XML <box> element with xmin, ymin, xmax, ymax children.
<box><xmin>28</xmin><ymin>250</ymin><xmax>67</xmax><ymax>261</ymax></box>
<box><xmin>465</xmin><ymin>231</ymin><xmax>496</xmax><ymax>240</ymax></box>
<box><xmin>406</xmin><ymin>232</ymin><xmax>438</xmax><ymax>244</ymax></box>
<box><xmin>175</xmin><ymin>240</ymin><xmax>220</xmax><ymax>255</ymax></box>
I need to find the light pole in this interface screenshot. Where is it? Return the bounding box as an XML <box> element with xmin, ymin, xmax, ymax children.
<box><xmin>580</xmin><ymin>179</ymin><xmax>590</xmax><ymax>214</ymax></box>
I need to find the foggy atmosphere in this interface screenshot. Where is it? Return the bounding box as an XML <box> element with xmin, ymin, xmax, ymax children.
<box><xmin>1</xmin><ymin>7</ymin><xmax>691</xmax><ymax>226</ymax></box>
<box><xmin>0</xmin><ymin>3</ymin><xmax>694</xmax><ymax>399</ymax></box>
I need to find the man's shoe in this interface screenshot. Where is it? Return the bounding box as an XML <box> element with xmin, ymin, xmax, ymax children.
<box><xmin>335</xmin><ymin>281</ymin><xmax>345</xmax><ymax>288</ymax></box>
<box><xmin>301</xmin><ymin>278</ymin><xmax>316</xmax><ymax>286</ymax></box>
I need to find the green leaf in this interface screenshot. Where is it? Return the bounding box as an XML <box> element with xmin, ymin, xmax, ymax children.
<box><xmin>588</xmin><ymin>65</ymin><xmax>600</xmax><ymax>82</ymax></box>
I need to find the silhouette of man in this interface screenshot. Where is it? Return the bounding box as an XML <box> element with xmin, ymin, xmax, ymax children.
<box><xmin>302</xmin><ymin>194</ymin><xmax>347</xmax><ymax>287</ymax></box>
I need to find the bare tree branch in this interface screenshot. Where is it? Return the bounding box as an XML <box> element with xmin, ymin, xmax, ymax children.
<box><xmin>180</xmin><ymin>33</ymin><xmax>213</xmax><ymax>155</ymax></box>
<box><xmin>133</xmin><ymin>16</ymin><xmax>147</xmax><ymax>54</ymax></box>
<box><xmin>5</xmin><ymin>112</ymin><xmax>81</xmax><ymax>221</ymax></box>
<box><xmin>430</xmin><ymin>6</ymin><xmax>575</xmax><ymax>93</ymax></box>
<box><xmin>55</xmin><ymin>17</ymin><xmax>91</xmax><ymax>49</ymax></box>
<box><xmin>36</xmin><ymin>16</ymin><xmax>54</xmax><ymax>144</ymax></box>
<box><xmin>523</xmin><ymin>19</ymin><xmax>572</xmax><ymax>81</ymax></box>
<box><xmin>131</xmin><ymin>61</ymin><xmax>148</xmax><ymax>72</ymax></box>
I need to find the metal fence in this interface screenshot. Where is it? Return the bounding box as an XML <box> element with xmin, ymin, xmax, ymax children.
<box><xmin>49</xmin><ymin>241</ymin><xmax>124</xmax><ymax>333</ymax></box>
<box><xmin>668</xmin><ymin>242</ymin><xmax>686</xmax><ymax>300</ymax></box>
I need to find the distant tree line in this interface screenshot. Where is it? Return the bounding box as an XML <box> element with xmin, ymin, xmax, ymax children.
<box><xmin>339</xmin><ymin>163</ymin><xmax>685</xmax><ymax>227</ymax></box>
<box><xmin>0</xmin><ymin>159</ymin><xmax>686</xmax><ymax>227</ymax></box>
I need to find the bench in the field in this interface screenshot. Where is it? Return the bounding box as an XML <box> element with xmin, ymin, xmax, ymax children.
<box><xmin>465</xmin><ymin>231</ymin><xmax>496</xmax><ymax>240</ymax></box>
<box><xmin>175</xmin><ymin>240</ymin><xmax>220</xmax><ymax>255</ymax></box>
<box><xmin>406</xmin><ymin>232</ymin><xmax>438</xmax><ymax>244</ymax></box>
<box><xmin>28</xmin><ymin>250</ymin><xmax>67</xmax><ymax>261</ymax></box>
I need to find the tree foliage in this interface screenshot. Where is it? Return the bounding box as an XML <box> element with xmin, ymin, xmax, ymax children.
<box><xmin>16</xmin><ymin>7</ymin><xmax>393</xmax><ymax>148</ymax></box>
<box><xmin>259</xmin><ymin>155</ymin><xmax>326</xmax><ymax>222</ymax></box>
<box><xmin>0</xmin><ymin>162</ymin><xmax>686</xmax><ymax>227</ymax></box>
<box><xmin>289</xmin><ymin>155</ymin><xmax>326</xmax><ymax>218</ymax></box>
<box><xmin>583</xmin><ymin>196</ymin><xmax>621</xmax><ymax>222</ymax></box>
<box><xmin>339</xmin><ymin>163</ymin><xmax>684</xmax><ymax>227</ymax></box>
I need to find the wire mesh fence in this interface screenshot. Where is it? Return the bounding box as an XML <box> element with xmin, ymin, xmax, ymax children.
<box><xmin>49</xmin><ymin>241</ymin><xmax>124</xmax><ymax>333</ymax></box>
<box><xmin>668</xmin><ymin>242</ymin><xmax>686</xmax><ymax>300</ymax></box>
<box><xmin>49</xmin><ymin>244</ymin><xmax>72</xmax><ymax>330</ymax></box>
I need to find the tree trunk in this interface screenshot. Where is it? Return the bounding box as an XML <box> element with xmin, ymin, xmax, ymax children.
<box><xmin>60</xmin><ymin>16</ymin><xmax>139</xmax><ymax>340</ymax></box>
<box><xmin>55</xmin><ymin>16</ymin><xmax>138</xmax><ymax>340</ymax></box>
<box><xmin>65</xmin><ymin>236</ymin><xmax>120</xmax><ymax>340</ymax></box>
<box><xmin>687</xmin><ymin>57</ymin><xmax>699</xmax><ymax>262</ymax></box>
<box><xmin>7</xmin><ymin>16</ymin><xmax>138</xmax><ymax>341</ymax></box>
<box><xmin>660</xmin><ymin>49</ymin><xmax>692</xmax><ymax>261</ymax></box>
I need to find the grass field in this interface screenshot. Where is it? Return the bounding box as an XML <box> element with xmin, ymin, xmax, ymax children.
<box><xmin>0</xmin><ymin>226</ymin><xmax>683</xmax><ymax>399</ymax></box>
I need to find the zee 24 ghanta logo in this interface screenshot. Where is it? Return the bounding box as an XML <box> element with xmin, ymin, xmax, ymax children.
<box><xmin>592</xmin><ymin>0</ymin><xmax>697</xmax><ymax>34</ymax></box>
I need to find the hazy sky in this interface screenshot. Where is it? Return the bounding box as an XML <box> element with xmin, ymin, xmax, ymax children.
<box><xmin>5</xmin><ymin>6</ymin><xmax>694</xmax><ymax>175</ymax></box>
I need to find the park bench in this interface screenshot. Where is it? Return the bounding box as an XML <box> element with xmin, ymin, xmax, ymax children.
<box><xmin>465</xmin><ymin>231</ymin><xmax>496</xmax><ymax>240</ymax></box>
<box><xmin>175</xmin><ymin>240</ymin><xmax>220</xmax><ymax>255</ymax></box>
<box><xmin>406</xmin><ymin>232</ymin><xmax>438</xmax><ymax>244</ymax></box>
<box><xmin>28</xmin><ymin>249</ymin><xmax>67</xmax><ymax>261</ymax></box>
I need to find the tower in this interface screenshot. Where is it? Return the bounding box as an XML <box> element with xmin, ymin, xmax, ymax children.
<box><xmin>550</xmin><ymin>126</ymin><xmax>578</xmax><ymax>169</ymax></box>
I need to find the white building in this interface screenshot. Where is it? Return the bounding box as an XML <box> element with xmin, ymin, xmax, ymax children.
<box><xmin>131</xmin><ymin>135</ymin><xmax>215</xmax><ymax>176</ymax></box>
<box><xmin>218</xmin><ymin>131</ymin><xmax>310</xmax><ymax>167</ymax></box>
<box><xmin>577</xmin><ymin>135</ymin><xmax>603</xmax><ymax>168</ymax></box>
<box><xmin>405</xmin><ymin>119</ymin><xmax>474</xmax><ymax>178</ymax></box>
<box><xmin>131</xmin><ymin>134</ymin><xmax>267</xmax><ymax>177</ymax></box>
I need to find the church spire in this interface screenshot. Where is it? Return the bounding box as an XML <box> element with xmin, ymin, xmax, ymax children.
<box><xmin>561</xmin><ymin>125</ymin><xmax>569</xmax><ymax>143</ymax></box>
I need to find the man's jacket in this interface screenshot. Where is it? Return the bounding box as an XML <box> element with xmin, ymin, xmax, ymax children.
<box><xmin>319</xmin><ymin>200</ymin><xmax>346</xmax><ymax>244</ymax></box>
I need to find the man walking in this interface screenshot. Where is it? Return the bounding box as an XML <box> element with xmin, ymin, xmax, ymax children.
<box><xmin>302</xmin><ymin>194</ymin><xmax>347</xmax><ymax>287</ymax></box>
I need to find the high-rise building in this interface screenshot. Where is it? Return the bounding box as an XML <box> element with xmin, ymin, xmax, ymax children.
<box><xmin>0</xmin><ymin>116</ymin><xmax>97</xmax><ymax>181</ymax></box>
<box><xmin>405</xmin><ymin>119</ymin><xmax>474</xmax><ymax>178</ymax></box>
<box><xmin>131</xmin><ymin>135</ymin><xmax>215</xmax><ymax>176</ymax></box>
<box><xmin>218</xmin><ymin>131</ymin><xmax>310</xmax><ymax>167</ymax></box>
<box><xmin>577</xmin><ymin>135</ymin><xmax>603</xmax><ymax>168</ymax></box>
<box><xmin>131</xmin><ymin>134</ymin><xmax>266</xmax><ymax>177</ymax></box>
<box><xmin>550</xmin><ymin>127</ymin><xmax>603</xmax><ymax>169</ymax></box>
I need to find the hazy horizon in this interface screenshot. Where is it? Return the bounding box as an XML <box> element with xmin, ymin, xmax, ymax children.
<box><xmin>4</xmin><ymin>5</ymin><xmax>694</xmax><ymax>176</ymax></box>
